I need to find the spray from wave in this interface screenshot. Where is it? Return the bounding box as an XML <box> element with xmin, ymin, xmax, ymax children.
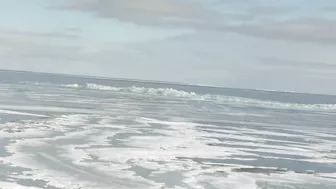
<box><xmin>59</xmin><ymin>83</ymin><xmax>336</xmax><ymax>111</ymax></box>
<box><xmin>87</xmin><ymin>83</ymin><xmax>199</xmax><ymax>98</ymax></box>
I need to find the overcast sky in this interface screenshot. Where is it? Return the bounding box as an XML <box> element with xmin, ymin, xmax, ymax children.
<box><xmin>1</xmin><ymin>0</ymin><xmax>336</xmax><ymax>94</ymax></box>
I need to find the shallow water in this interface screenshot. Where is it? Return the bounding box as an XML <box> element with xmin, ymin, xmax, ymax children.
<box><xmin>0</xmin><ymin>70</ymin><xmax>335</xmax><ymax>189</ymax></box>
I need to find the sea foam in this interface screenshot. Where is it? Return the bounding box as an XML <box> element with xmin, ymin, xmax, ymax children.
<box><xmin>60</xmin><ymin>83</ymin><xmax>336</xmax><ymax>111</ymax></box>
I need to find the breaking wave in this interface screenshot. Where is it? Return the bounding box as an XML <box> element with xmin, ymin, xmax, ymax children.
<box><xmin>87</xmin><ymin>83</ymin><xmax>199</xmax><ymax>98</ymax></box>
<box><xmin>60</xmin><ymin>83</ymin><xmax>336</xmax><ymax>111</ymax></box>
<box><xmin>62</xmin><ymin>84</ymin><xmax>81</xmax><ymax>88</ymax></box>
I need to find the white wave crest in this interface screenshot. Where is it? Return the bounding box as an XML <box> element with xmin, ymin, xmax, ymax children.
<box><xmin>62</xmin><ymin>84</ymin><xmax>81</xmax><ymax>88</ymax></box>
<box><xmin>0</xmin><ymin>109</ymin><xmax>49</xmax><ymax>117</ymax></box>
<box><xmin>62</xmin><ymin>83</ymin><xmax>336</xmax><ymax>111</ymax></box>
<box><xmin>86</xmin><ymin>83</ymin><xmax>119</xmax><ymax>91</ymax></box>
<box><xmin>85</xmin><ymin>83</ymin><xmax>199</xmax><ymax>98</ymax></box>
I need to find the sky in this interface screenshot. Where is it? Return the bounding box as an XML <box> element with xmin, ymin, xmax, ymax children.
<box><xmin>0</xmin><ymin>0</ymin><xmax>336</xmax><ymax>94</ymax></box>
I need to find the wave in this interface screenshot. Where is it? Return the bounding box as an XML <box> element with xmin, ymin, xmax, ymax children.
<box><xmin>59</xmin><ymin>83</ymin><xmax>336</xmax><ymax>111</ymax></box>
<box><xmin>0</xmin><ymin>109</ymin><xmax>49</xmax><ymax>117</ymax></box>
<box><xmin>62</xmin><ymin>84</ymin><xmax>81</xmax><ymax>88</ymax></box>
<box><xmin>62</xmin><ymin>83</ymin><xmax>199</xmax><ymax>98</ymax></box>
<box><xmin>86</xmin><ymin>83</ymin><xmax>199</xmax><ymax>98</ymax></box>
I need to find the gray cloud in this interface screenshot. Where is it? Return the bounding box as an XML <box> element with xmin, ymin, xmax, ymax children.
<box><xmin>0</xmin><ymin>26</ymin><xmax>84</xmax><ymax>74</ymax></box>
<box><xmin>322</xmin><ymin>6</ymin><xmax>336</xmax><ymax>11</ymax></box>
<box><xmin>225</xmin><ymin>18</ymin><xmax>336</xmax><ymax>45</ymax></box>
<box><xmin>259</xmin><ymin>57</ymin><xmax>336</xmax><ymax>70</ymax></box>
<box><xmin>55</xmin><ymin>0</ymin><xmax>218</xmax><ymax>26</ymax></box>
<box><xmin>53</xmin><ymin>0</ymin><xmax>336</xmax><ymax>45</ymax></box>
<box><xmin>246</xmin><ymin>5</ymin><xmax>296</xmax><ymax>15</ymax></box>
<box><xmin>0</xmin><ymin>28</ymin><xmax>81</xmax><ymax>39</ymax></box>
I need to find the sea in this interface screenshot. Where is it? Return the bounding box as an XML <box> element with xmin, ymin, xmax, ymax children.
<box><xmin>0</xmin><ymin>69</ymin><xmax>335</xmax><ymax>189</ymax></box>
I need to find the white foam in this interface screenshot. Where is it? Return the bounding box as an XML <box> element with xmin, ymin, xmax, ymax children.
<box><xmin>0</xmin><ymin>126</ymin><xmax>50</xmax><ymax>138</ymax></box>
<box><xmin>61</xmin><ymin>83</ymin><xmax>336</xmax><ymax>111</ymax></box>
<box><xmin>86</xmin><ymin>83</ymin><xmax>120</xmax><ymax>91</ymax></box>
<box><xmin>82</xmin><ymin>117</ymin><xmax>253</xmax><ymax>166</ymax></box>
<box><xmin>137</xmin><ymin>117</ymin><xmax>336</xmax><ymax>165</ymax></box>
<box><xmin>0</xmin><ymin>114</ymin><xmax>89</xmax><ymax>138</ymax></box>
<box><xmin>188</xmin><ymin>173</ymin><xmax>258</xmax><ymax>189</ymax></box>
<box><xmin>1</xmin><ymin>114</ymin><xmax>163</xmax><ymax>189</ymax></box>
<box><xmin>244</xmin><ymin>130</ymin><xmax>303</xmax><ymax>138</ymax></box>
<box><xmin>222</xmin><ymin>112</ymin><xmax>269</xmax><ymax>117</ymax></box>
<box><xmin>0</xmin><ymin>181</ymin><xmax>41</xmax><ymax>189</ymax></box>
<box><xmin>2</xmin><ymin>105</ymin><xmax>335</xmax><ymax>189</ymax></box>
<box><xmin>1</xmin><ymin>115</ymin><xmax>111</xmax><ymax>189</ymax></box>
<box><xmin>318</xmin><ymin>173</ymin><xmax>336</xmax><ymax>179</ymax></box>
<box><xmin>0</xmin><ymin>104</ymin><xmax>105</xmax><ymax>114</ymax></box>
<box><xmin>249</xmin><ymin>170</ymin><xmax>336</xmax><ymax>186</ymax></box>
<box><xmin>62</xmin><ymin>84</ymin><xmax>81</xmax><ymax>88</ymax></box>
<box><xmin>50</xmin><ymin>129</ymin><xmax>94</xmax><ymax>141</ymax></box>
<box><xmin>0</xmin><ymin>109</ymin><xmax>49</xmax><ymax>117</ymax></box>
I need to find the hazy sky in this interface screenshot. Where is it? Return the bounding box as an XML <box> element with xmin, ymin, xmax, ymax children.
<box><xmin>1</xmin><ymin>0</ymin><xmax>336</xmax><ymax>94</ymax></box>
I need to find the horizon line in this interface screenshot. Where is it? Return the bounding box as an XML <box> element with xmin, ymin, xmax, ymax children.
<box><xmin>0</xmin><ymin>68</ymin><xmax>334</xmax><ymax>97</ymax></box>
